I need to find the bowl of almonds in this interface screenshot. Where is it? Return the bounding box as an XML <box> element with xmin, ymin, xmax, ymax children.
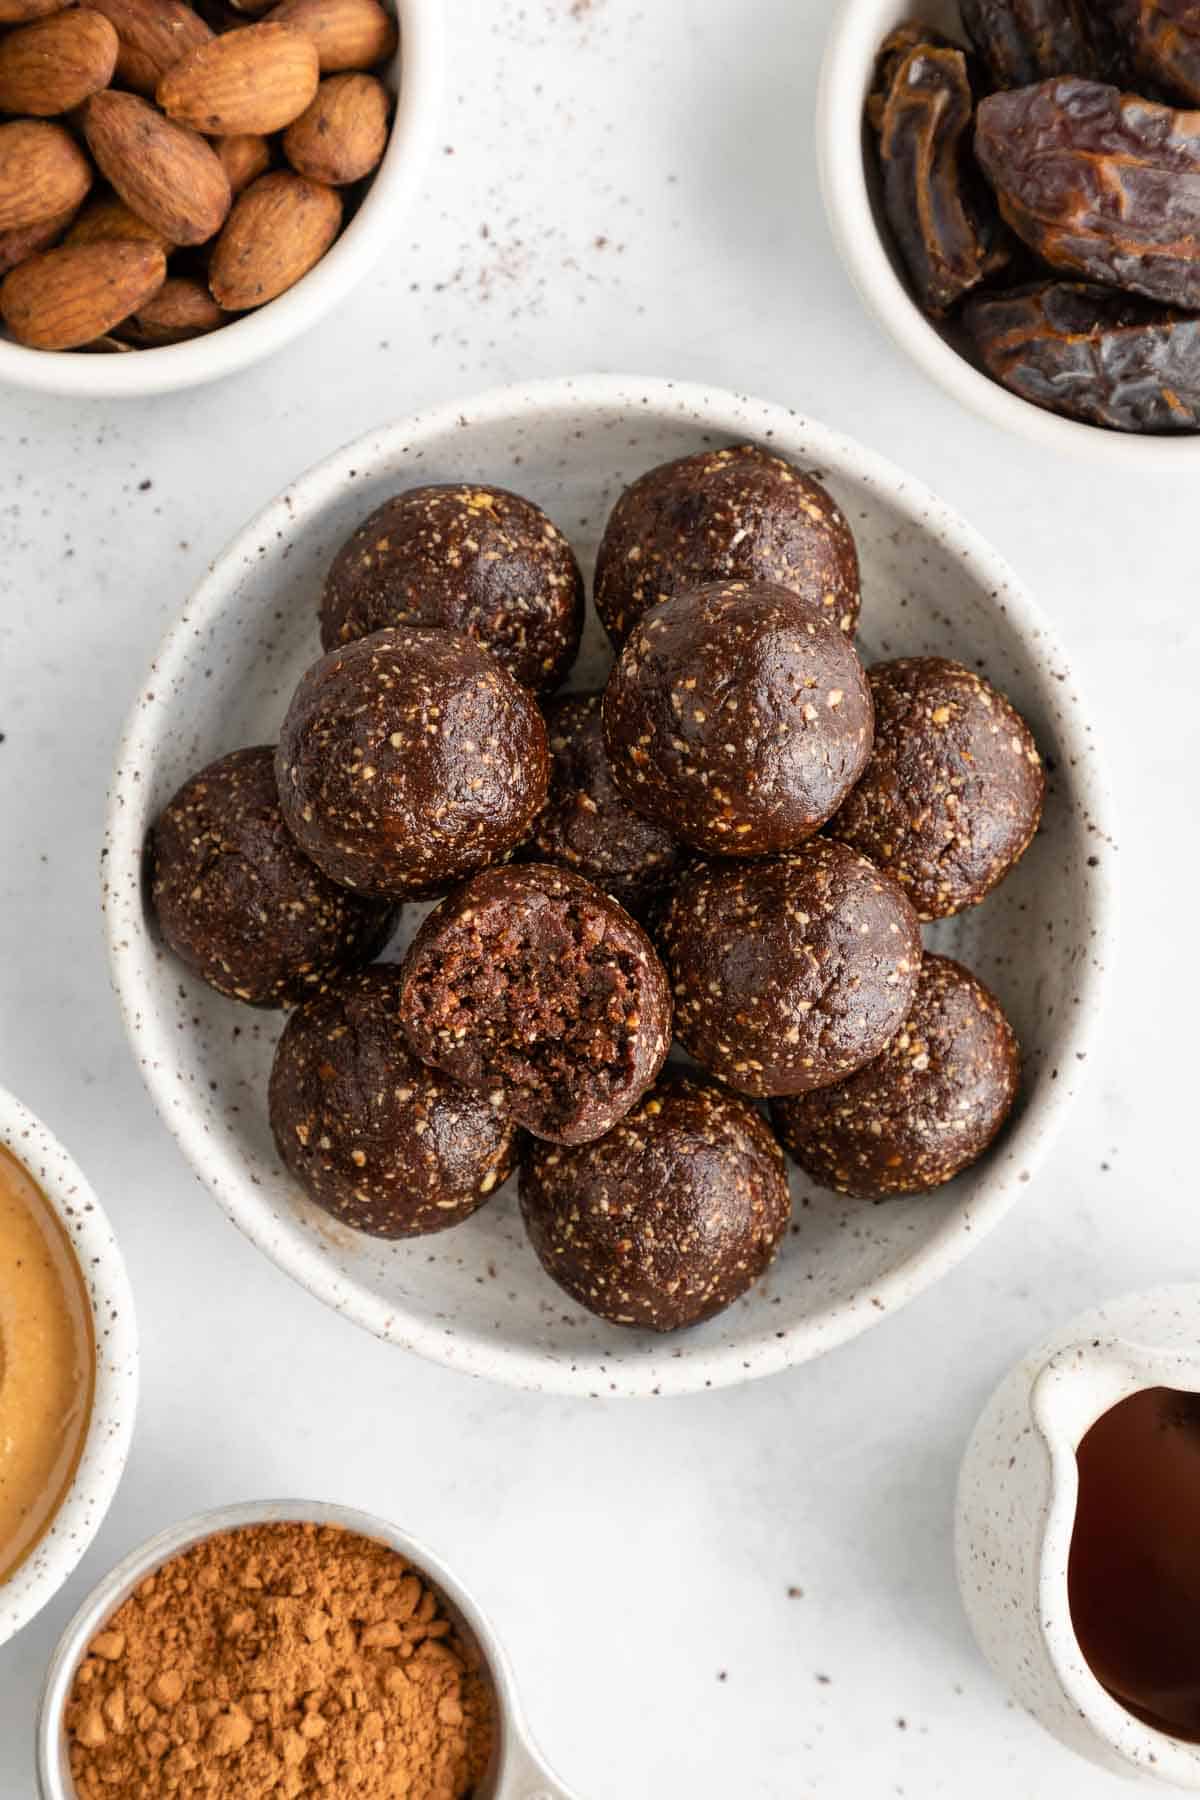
<box><xmin>0</xmin><ymin>0</ymin><xmax>441</xmax><ymax>395</ymax></box>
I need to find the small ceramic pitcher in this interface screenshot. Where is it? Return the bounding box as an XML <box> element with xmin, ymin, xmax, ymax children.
<box><xmin>957</xmin><ymin>1285</ymin><xmax>1200</xmax><ymax>1787</ymax></box>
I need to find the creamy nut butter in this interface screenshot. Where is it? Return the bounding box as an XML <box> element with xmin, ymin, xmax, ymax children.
<box><xmin>0</xmin><ymin>1143</ymin><xmax>93</xmax><ymax>1583</ymax></box>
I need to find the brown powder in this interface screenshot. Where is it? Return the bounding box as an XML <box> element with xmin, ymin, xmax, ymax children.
<box><xmin>64</xmin><ymin>1522</ymin><xmax>494</xmax><ymax>1799</ymax></box>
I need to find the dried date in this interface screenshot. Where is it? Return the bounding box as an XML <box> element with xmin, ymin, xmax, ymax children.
<box><xmin>1126</xmin><ymin>0</ymin><xmax>1200</xmax><ymax>104</ymax></box>
<box><xmin>967</xmin><ymin>279</ymin><xmax>1200</xmax><ymax>430</ymax></box>
<box><xmin>976</xmin><ymin>78</ymin><xmax>1200</xmax><ymax>308</ymax></box>
<box><xmin>959</xmin><ymin>0</ymin><xmax>1095</xmax><ymax>87</ymax></box>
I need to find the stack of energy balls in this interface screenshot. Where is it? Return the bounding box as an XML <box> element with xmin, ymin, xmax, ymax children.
<box><xmin>148</xmin><ymin>447</ymin><xmax>1043</xmax><ymax>1333</ymax></box>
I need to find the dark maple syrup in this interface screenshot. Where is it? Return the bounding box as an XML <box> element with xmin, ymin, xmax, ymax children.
<box><xmin>1069</xmin><ymin>1385</ymin><xmax>1200</xmax><ymax>1742</ymax></box>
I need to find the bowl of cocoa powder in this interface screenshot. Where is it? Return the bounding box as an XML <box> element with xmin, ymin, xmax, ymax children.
<box><xmin>37</xmin><ymin>1500</ymin><xmax>573</xmax><ymax>1800</ymax></box>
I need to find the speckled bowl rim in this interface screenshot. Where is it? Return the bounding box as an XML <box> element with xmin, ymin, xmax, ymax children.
<box><xmin>102</xmin><ymin>372</ymin><xmax>1119</xmax><ymax>1397</ymax></box>
<box><xmin>0</xmin><ymin>0</ymin><xmax>443</xmax><ymax>400</ymax></box>
<box><xmin>816</xmin><ymin>0</ymin><xmax>1200</xmax><ymax>470</ymax></box>
<box><xmin>0</xmin><ymin>1087</ymin><xmax>138</xmax><ymax>1649</ymax></box>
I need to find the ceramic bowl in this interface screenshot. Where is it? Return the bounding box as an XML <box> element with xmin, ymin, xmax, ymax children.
<box><xmin>817</xmin><ymin>0</ymin><xmax>1200</xmax><ymax>469</ymax></box>
<box><xmin>37</xmin><ymin>1500</ymin><xmax>575</xmax><ymax>1800</ymax></box>
<box><xmin>0</xmin><ymin>1088</ymin><xmax>138</xmax><ymax>1649</ymax></box>
<box><xmin>102</xmin><ymin>372</ymin><xmax>1117</xmax><ymax>1397</ymax></box>
<box><xmin>0</xmin><ymin>0</ymin><xmax>442</xmax><ymax>400</ymax></box>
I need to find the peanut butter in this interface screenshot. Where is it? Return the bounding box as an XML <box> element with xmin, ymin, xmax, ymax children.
<box><xmin>0</xmin><ymin>1143</ymin><xmax>94</xmax><ymax>1584</ymax></box>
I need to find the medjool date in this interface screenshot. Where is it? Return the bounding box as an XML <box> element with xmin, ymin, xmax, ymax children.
<box><xmin>975</xmin><ymin>78</ymin><xmax>1200</xmax><ymax>308</ymax></box>
<box><xmin>959</xmin><ymin>0</ymin><xmax>1095</xmax><ymax>87</ymax></box>
<box><xmin>968</xmin><ymin>279</ymin><xmax>1200</xmax><ymax>430</ymax></box>
<box><xmin>1126</xmin><ymin>0</ymin><xmax>1200</xmax><ymax>103</ymax></box>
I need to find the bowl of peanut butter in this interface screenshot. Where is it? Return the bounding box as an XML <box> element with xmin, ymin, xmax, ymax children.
<box><xmin>0</xmin><ymin>1087</ymin><xmax>137</xmax><ymax>1649</ymax></box>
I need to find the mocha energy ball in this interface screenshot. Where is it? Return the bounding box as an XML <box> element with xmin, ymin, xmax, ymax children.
<box><xmin>276</xmin><ymin>626</ymin><xmax>549</xmax><ymax>900</ymax></box>
<box><xmin>520</xmin><ymin>1068</ymin><xmax>792</xmax><ymax>1331</ymax></box>
<box><xmin>658</xmin><ymin>840</ymin><xmax>922</xmax><ymax>1098</ymax></box>
<box><xmin>400</xmin><ymin>863</ymin><xmax>671</xmax><ymax>1145</ymax></box>
<box><xmin>523</xmin><ymin>690</ymin><xmax>685</xmax><ymax>917</ymax></box>
<box><xmin>827</xmin><ymin>656</ymin><xmax>1044</xmax><ymax>920</ymax></box>
<box><xmin>770</xmin><ymin>954</ymin><xmax>1020</xmax><ymax>1199</ymax></box>
<box><xmin>603</xmin><ymin>580</ymin><xmax>873</xmax><ymax>856</ymax></box>
<box><xmin>320</xmin><ymin>483</ymin><xmax>584</xmax><ymax>693</ymax></box>
<box><xmin>593</xmin><ymin>442</ymin><xmax>861</xmax><ymax>646</ymax></box>
<box><xmin>149</xmin><ymin>745</ymin><xmax>394</xmax><ymax>1007</ymax></box>
<box><xmin>269</xmin><ymin>966</ymin><xmax>518</xmax><ymax>1238</ymax></box>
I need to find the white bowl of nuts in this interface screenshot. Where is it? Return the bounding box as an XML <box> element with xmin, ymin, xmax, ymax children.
<box><xmin>0</xmin><ymin>0</ymin><xmax>442</xmax><ymax>397</ymax></box>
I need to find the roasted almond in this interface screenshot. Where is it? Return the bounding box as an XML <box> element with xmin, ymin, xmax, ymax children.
<box><xmin>0</xmin><ymin>206</ymin><xmax>75</xmax><ymax>278</ymax></box>
<box><xmin>118</xmin><ymin>274</ymin><xmax>226</xmax><ymax>344</ymax></box>
<box><xmin>0</xmin><ymin>9</ymin><xmax>119</xmax><ymax>114</ymax></box>
<box><xmin>89</xmin><ymin>0</ymin><xmax>213</xmax><ymax>99</ymax></box>
<box><xmin>267</xmin><ymin>0</ymin><xmax>397</xmax><ymax>73</ymax></box>
<box><xmin>209</xmin><ymin>169</ymin><xmax>341</xmax><ymax>310</ymax></box>
<box><xmin>158</xmin><ymin>23</ymin><xmax>319</xmax><ymax>136</ymax></box>
<box><xmin>0</xmin><ymin>239</ymin><xmax>166</xmax><ymax>349</ymax></box>
<box><xmin>65</xmin><ymin>191</ymin><xmax>172</xmax><ymax>252</ymax></box>
<box><xmin>0</xmin><ymin>0</ymin><xmax>73</xmax><ymax>19</ymax></box>
<box><xmin>84</xmin><ymin>91</ymin><xmax>232</xmax><ymax>247</ymax></box>
<box><xmin>215</xmin><ymin>134</ymin><xmax>272</xmax><ymax>196</ymax></box>
<box><xmin>0</xmin><ymin>121</ymin><xmax>92</xmax><ymax>234</ymax></box>
<box><xmin>283</xmin><ymin>72</ymin><xmax>389</xmax><ymax>185</ymax></box>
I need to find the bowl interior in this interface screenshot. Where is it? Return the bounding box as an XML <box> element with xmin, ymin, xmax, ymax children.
<box><xmin>104</xmin><ymin>376</ymin><xmax>1113</xmax><ymax>1395</ymax></box>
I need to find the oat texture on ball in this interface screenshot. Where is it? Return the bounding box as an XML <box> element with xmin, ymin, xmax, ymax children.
<box><xmin>523</xmin><ymin>690</ymin><xmax>685</xmax><ymax>918</ymax></box>
<box><xmin>657</xmin><ymin>841</ymin><xmax>922</xmax><ymax>1097</ymax></box>
<box><xmin>520</xmin><ymin>1068</ymin><xmax>792</xmax><ymax>1330</ymax></box>
<box><xmin>149</xmin><ymin>745</ymin><xmax>395</xmax><ymax>1006</ymax></box>
<box><xmin>276</xmin><ymin>626</ymin><xmax>549</xmax><ymax>900</ymax></box>
<box><xmin>827</xmin><ymin>656</ymin><xmax>1044</xmax><ymax>920</ymax></box>
<box><xmin>320</xmin><ymin>484</ymin><xmax>585</xmax><ymax>693</ymax></box>
<box><xmin>269</xmin><ymin>966</ymin><xmax>520</xmax><ymax>1238</ymax></box>
<box><xmin>400</xmin><ymin>863</ymin><xmax>672</xmax><ymax>1145</ymax></box>
<box><xmin>593</xmin><ymin>442</ymin><xmax>861</xmax><ymax>646</ymax></box>
<box><xmin>771</xmin><ymin>954</ymin><xmax>1020</xmax><ymax>1199</ymax></box>
<box><xmin>603</xmin><ymin>580</ymin><xmax>874</xmax><ymax>857</ymax></box>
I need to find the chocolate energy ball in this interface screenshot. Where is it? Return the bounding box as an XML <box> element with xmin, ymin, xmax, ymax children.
<box><xmin>523</xmin><ymin>691</ymin><xmax>685</xmax><ymax>918</ymax></box>
<box><xmin>826</xmin><ymin>656</ymin><xmax>1044</xmax><ymax>921</ymax></box>
<box><xmin>320</xmin><ymin>483</ymin><xmax>585</xmax><ymax>693</ymax></box>
<box><xmin>603</xmin><ymin>580</ymin><xmax>874</xmax><ymax>857</ymax></box>
<box><xmin>149</xmin><ymin>745</ymin><xmax>394</xmax><ymax>1007</ymax></box>
<box><xmin>658</xmin><ymin>841</ymin><xmax>922</xmax><ymax>1098</ymax></box>
<box><xmin>276</xmin><ymin>626</ymin><xmax>550</xmax><ymax>900</ymax></box>
<box><xmin>520</xmin><ymin>1069</ymin><xmax>792</xmax><ymax>1331</ymax></box>
<box><xmin>593</xmin><ymin>442</ymin><xmax>861</xmax><ymax>647</ymax></box>
<box><xmin>399</xmin><ymin>863</ymin><xmax>672</xmax><ymax>1146</ymax></box>
<box><xmin>269</xmin><ymin>967</ymin><xmax>518</xmax><ymax>1238</ymax></box>
<box><xmin>770</xmin><ymin>954</ymin><xmax>1020</xmax><ymax>1199</ymax></box>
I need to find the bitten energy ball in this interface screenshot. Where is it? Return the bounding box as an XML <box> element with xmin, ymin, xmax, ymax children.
<box><xmin>149</xmin><ymin>745</ymin><xmax>394</xmax><ymax>1007</ymax></box>
<box><xmin>520</xmin><ymin>1069</ymin><xmax>792</xmax><ymax>1331</ymax></box>
<box><xmin>523</xmin><ymin>690</ymin><xmax>684</xmax><ymax>917</ymax></box>
<box><xmin>320</xmin><ymin>483</ymin><xmax>585</xmax><ymax>693</ymax></box>
<box><xmin>603</xmin><ymin>580</ymin><xmax>873</xmax><ymax>856</ymax></box>
<box><xmin>400</xmin><ymin>863</ymin><xmax>672</xmax><ymax>1145</ymax></box>
<box><xmin>593</xmin><ymin>442</ymin><xmax>861</xmax><ymax>646</ymax></box>
<box><xmin>826</xmin><ymin>656</ymin><xmax>1044</xmax><ymax>920</ymax></box>
<box><xmin>658</xmin><ymin>841</ymin><xmax>922</xmax><ymax>1098</ymax></box>
<box><xmin>276</xmin><ymin>626</ymin><xmax>549</xmax><ymax>899</ymax></box>
<box><xmin>771</xmin><ymin>954</ymin><xmax>1020</xmax><ymax>1199</ymax></box>
<box><xmin>269</xmin><ymin>966</ymin><xmax>518</xmax><ymax>1238</ymax></box>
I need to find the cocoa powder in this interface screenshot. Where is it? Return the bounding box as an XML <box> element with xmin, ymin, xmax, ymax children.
<box><xmin>64</xmin><ymin>1521</ymin><xmax>494</xmax><ymax>1798</ymax></box>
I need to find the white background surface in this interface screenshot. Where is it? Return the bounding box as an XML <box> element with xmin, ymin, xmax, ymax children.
<box><xmin>0</xmin><ymin>1</ymin><xmax>1193</xmax><ymax>1793</ymax></box>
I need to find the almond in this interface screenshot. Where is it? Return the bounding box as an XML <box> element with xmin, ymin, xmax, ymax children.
<box><xmin>118</xmin><ymin>274</ymin><xmax>226</xmax><ymax>344</ymax></box>
<box><xmin>267</xmin><ymin>0</ymin><xmax>397</xmax><ymax>74</ymax></box>
<box><xmin>0</xmin><ymin>239</ymin><xmax>166</xmax><ymax>348</ymax></box>
<box><xmin>0</xmin><ymin>205</ymin><xmax>75</xmax><ymax>278</ymax></box>
<box><xmin>0</xmin><ymin>9</ymin><xmax>119</xmax><ymax>114</ymax></box>
<box><xmin>283</xmin><ymin>72</ymin><xmax>389</xmax><ymax>185</ymax></box>
<box><xmin>65</xmin><ymin>191</ymin><xmax>172</xmax><ymax>252</ymax></box>
<box><xmin>84</xmin><ymin>91</ymin><xmax>232</xmax><ymax>247</ymax></box>
<box><xmin>89</xmin><ymin>0</ymin><xmax>213</xmax><ymax>99</ymax></box>
<box><xmin>0</xmin><ymin>0</ymin><xmax>73</xmax><ymax>19</ymax></box>
<box><xmin>209</xmin><ymin>169</ymin><xmax>340</xmax><ymax>310</ymax></box>
<box><xmin>158</xmin><ymin>23</ymin><xmax>319</xmax><ymax>136</ymax></box>
<box><xmin>215</xmin><ymin>134</ymin><xmax>272</xmax><ymax>196</ymax></box>
<box><xmin>0</xmin><ymin>121</ymin><xmax>92</xmax><ymax>234</ymax></box>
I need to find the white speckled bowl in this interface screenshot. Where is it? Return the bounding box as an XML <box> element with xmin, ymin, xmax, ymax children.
<box><xmin>817</xmin><ymin>0</ymin><xmax>1200</xmax><ymax>469</ymax></box>
<box><xmin>0</xmin><ymin>1088</ymin><xmax>138</xmax><ymax>1648</ymax></box>
<box><xmin>103</xmin><ymin>373</ymin><xmax>1116</xmax><ymax>1397</ymax></box>
<box><xmin>0</xmin><ymin>0</ymin><xmax>442</xmax><ymax>400</ymax></box>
